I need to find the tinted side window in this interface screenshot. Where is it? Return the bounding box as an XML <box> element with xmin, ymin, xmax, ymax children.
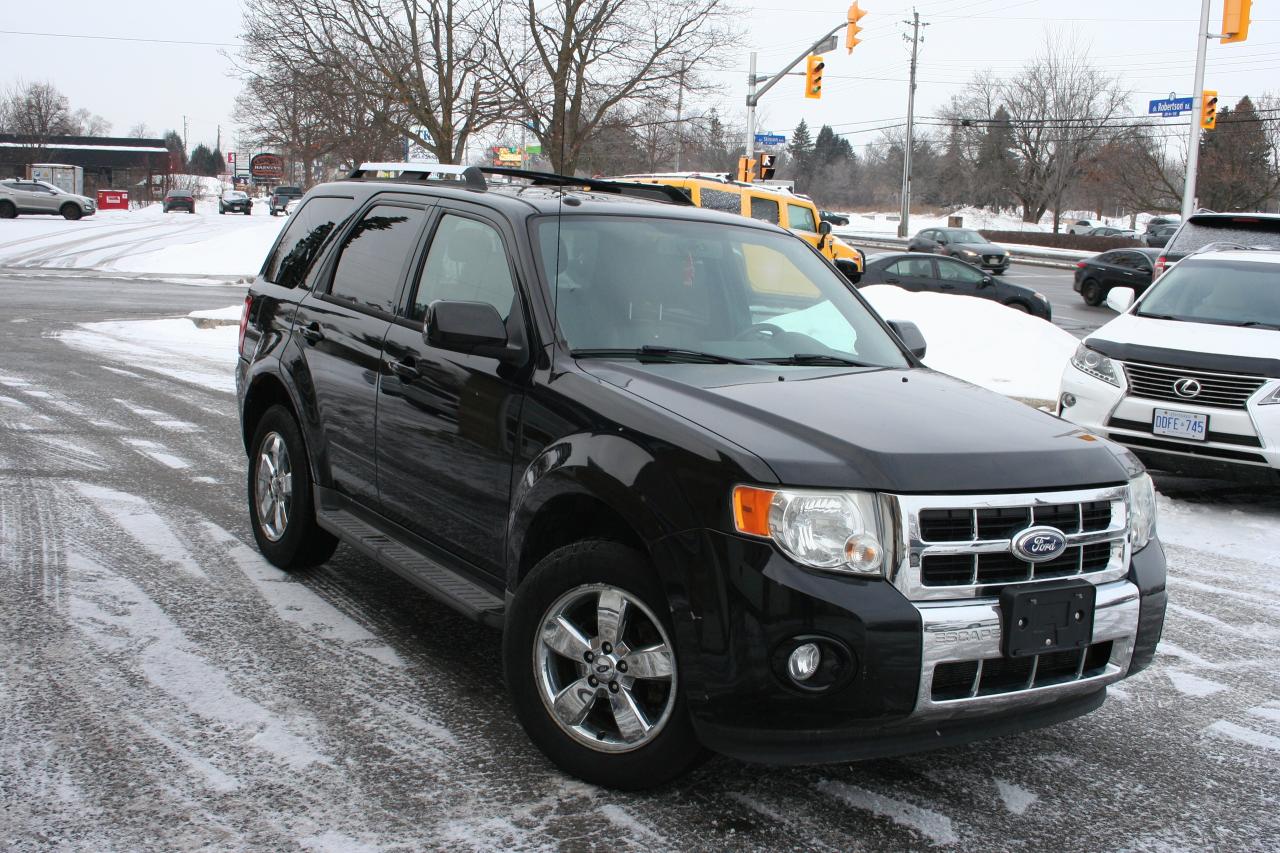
<box><xmin>264</xmin><ymin>196</ymin><xmax>352</xmax><ymax>288</ymax></box>
<box><xmin>749</xmin><ymin>196</ymin><xmax>780</xmax><ymax>225</ymax></box>
<box><xmin>787</xmin><ymin>203</ymin><xmax>817</xmax><ymax>232</ymax></box>
<box><xmin>887</xmin><ymin>258</ymin><xmax>933</xmax><ymax>277</ymax></box>
<box><xmin>699</xmin><ymin>187</ymin><xmax>742</xmax><ymax>214</ymax></box>
<box><xmin>1111</xmin><ymin>253</ymin><xmax>1137</xmax><ymax>269</ymax></box>
<box><xmin>411</xmin><ymin>214</ymin><xmax>516</xmax><ymax>322</ymax></box>
<box><xmin>936</xmin><ymin>259</ymin><xmax>983</xmax><ymax>282</ymax></box>
<box><xmin>329</xmin><ymin>205</ymin><xmax>426</xmax><ymax>313</ymax></box>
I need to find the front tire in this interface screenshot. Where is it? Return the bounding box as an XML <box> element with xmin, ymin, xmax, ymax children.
<box><xmin>1080</xmin><ymin>277</ymin><xmax>1104</xmax><ymax>306</ymax></box>
<box><xmin>60</xmin><ymin>203</ymin><xmax>82</xmax><ymax>221</ymax></box>
<box><xmin>1004</xmin><ymin>301</ymin><xmax>1030</xmax><ymax>313</ymax></box>
<box><xmin>505</xmin><ymin>540</ymin><xmax>703</xmax><ymax>790</ymax></box>
<box><xmin>247</xmin><ymin>405</ymin><xmax>338</xmax><ymax>571</ymax></box>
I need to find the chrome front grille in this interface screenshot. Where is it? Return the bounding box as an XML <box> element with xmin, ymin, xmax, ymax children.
<box><xmin>1122</xmin><ymin>361</ymin><xmax>1266</xmax><ymax>409</ymax></box>
<box><xmin>892</xmin><ymin>485</ymin><xmax>1130</xmax><ymax>601</ymax></box>
<box><xmin>931</xmin><ymin>641</ymin><xmax>1115</xmax><ymax>701</ymax></box>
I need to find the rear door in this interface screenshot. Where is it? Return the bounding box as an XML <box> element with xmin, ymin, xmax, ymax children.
<box><xmin>375</xmin><ymin>203</ymin><xmax>529</xmax><ymax>578</ymax></box>
<box><xmin>293</xmin><ymin>198</ymin><xmax>432</xmax><ymax>506</ymax></box>
<box><xmin>882</xmin><ymin>257</ymin><xmax>936</xmax><ymax>292</ymax></box>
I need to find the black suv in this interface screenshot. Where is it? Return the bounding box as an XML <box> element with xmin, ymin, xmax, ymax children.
<box><xmin>236</xmin><ymin>164</ymin><xmax>1166</xmax><ymax>789</ymax></box>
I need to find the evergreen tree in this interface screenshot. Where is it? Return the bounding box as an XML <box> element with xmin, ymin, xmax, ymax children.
<box><xmin>1198</xmin><ymin>96</ymin><xmax>1278</xmax><ymax>211</ymax></box>
<box><xmin>972</xmin><ymin>106</ymin><xmax>1017</xmax><ymax>211</ymax></box>
<box><xmin>188</xmin><ymin>143</ymin><xmax>221</xmax><ymax>176</ymax></box>
<box><xmin>164</xmin><ymin>130</ymin><xmax>187</xmax><ymax>172</ymax></box>
<box><xmin>788</xmin><ymin>119</ymin><xmax>814</xmax><ymax>179</ymax></box>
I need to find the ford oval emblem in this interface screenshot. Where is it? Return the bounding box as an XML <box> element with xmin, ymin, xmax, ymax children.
<box><xmin>1012</xmin><ymin>526</ymin><xmax>1069</xmax><ymax>563</ymax></box>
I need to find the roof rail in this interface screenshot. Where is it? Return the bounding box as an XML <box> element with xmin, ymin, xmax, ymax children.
<box><xmin>345</xmin><ymin>161</ymin><xmax>691</xmax><ymax>206</ymax></box>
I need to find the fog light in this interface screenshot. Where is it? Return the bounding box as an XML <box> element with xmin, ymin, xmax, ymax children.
<box><xmin>787</xmin><ymin>643</ymin><xmax>821</xmax><ymax>682</ymax></box>
<box><xmin>1060</xmin><ymin>392</ymin><xmax>1076</xmax><ymax>409</ymax></box>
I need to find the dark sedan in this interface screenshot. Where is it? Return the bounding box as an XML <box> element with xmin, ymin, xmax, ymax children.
<box><xmin>1072</xmin><ymin>247</ymin><xmax>1160</xmax><ymax>306</ymax></box>
<box><xmin>1143</xmin><ymin>223</ymin><xmax>1178</xmax><ymax>247</ymax></box>
<box><xmin>860</xmin><ymin>252</ymin><xmax>1051</xmax><ymax>319</ymax></box>
<box><xmin>162</xmin><ymin>189</ymin><xmax>196</xmax><ymax>214</ymax></box>
<box><xmin>218</xmin><ymin>190</ymin><xmax>253</xmax><ymax>215</ymax></box>
<box><xmin>907</xmin><ymin>227</ymin><xmax>1010</xmax><ymax>273</ymax></box>
<box><xmin>819</xmin><ymin>209</ymin><xmax>849</xmax><ymax>226</ymax></box>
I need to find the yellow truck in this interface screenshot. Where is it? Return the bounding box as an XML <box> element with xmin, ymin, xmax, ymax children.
<box><xmin>615</xmin><ymin>174</ymin><xmax>864</xmax><ymax>282</ymax></box>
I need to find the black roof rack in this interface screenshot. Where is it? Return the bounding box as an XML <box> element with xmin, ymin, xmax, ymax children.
<box><xmin>346</xmin><ymin>162</ymin><xmax>692</xmax><ymax>206</ymax></box>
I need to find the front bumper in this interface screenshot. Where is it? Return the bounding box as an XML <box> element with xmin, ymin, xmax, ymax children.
<box><xmin>658</xmin><ymin>527</ymin><xmax>1165</xmax><ymax>765</ymax></box>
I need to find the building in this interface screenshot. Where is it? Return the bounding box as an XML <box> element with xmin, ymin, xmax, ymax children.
<box><xmin>0</xmin><ymin>135</ymin><xmax>173</xmax><ymax>201</ymax></box>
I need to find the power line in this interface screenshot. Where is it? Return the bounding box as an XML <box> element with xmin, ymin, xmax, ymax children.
<box><xmin>0</xmin><ymin>29</ymin><xmax>239</xmax><ymax>48</ymax></box>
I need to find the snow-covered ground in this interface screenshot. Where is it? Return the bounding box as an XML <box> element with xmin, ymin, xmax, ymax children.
<box><xmin>835</xmin><ymin>206</ymin><xmax>1172</xmax><ymax>237</ymax></box>
<box><xmin>0</xmin><ymin>201</ymin><xmax>284</xmax><ymax>278</ymax></box>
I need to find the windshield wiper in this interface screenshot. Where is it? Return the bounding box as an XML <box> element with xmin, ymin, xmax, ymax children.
<box><xmin>1230</xmin><ymin>320</ymin><xmax>1280</xmax><ymax>330</ymax></box>
<box><xmin>764</xmin><ymin>353</ymin><xmax>872</xmax><ymax>367</ymax></box>
<box><xmin>1136</xmin><ymin>312</ymin><xmax>1186</xmax><ymax>322</ymax></box>
<box><xmin>570</xmin><ymin>346</ymin><xmax>763</xmax><ymax>365</ymax></box>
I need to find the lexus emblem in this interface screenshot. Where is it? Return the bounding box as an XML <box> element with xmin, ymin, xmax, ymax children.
<box><xmin>1173</xmin><ymin>378</ymin><xmax>1202</xmax><ymax>398</ymax></box>
<box><xmin>1012</xmin><ymin>526</ymin><xmax>1069</xmax><ymax>563</ymax></box>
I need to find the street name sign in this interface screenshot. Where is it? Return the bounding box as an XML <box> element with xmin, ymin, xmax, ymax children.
<box><xmin>1149</xmin><ymin>97</ymin><xmax>1193</xmax><ymax>117</ymax></box>
<box><xmin>755</xmin><ymin>133</ymin><xmax>786</xmax><ymax>146</ymax></box>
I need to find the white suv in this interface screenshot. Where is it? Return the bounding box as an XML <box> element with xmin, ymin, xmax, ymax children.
<box><xmin>1058</xmin><ymin>250</ymin><xmax>1280</xmax><ymax>483</ymax></box>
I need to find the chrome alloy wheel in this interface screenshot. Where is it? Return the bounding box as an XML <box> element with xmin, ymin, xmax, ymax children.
<box><xmin>254</xmin><ymin>431</ymin><xmax>292</xmax><ymax>542</ymax></box>
<box><xmin>534</xmin><ymin>584</ymin><xmax>677</xmax><ymax>753</ymax></box>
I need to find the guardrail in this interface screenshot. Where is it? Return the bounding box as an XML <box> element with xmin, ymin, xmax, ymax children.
<box><xmin>834</xmin><ymin>232</ymin><xmax>1090</xmax><ymax>270</ymax></box>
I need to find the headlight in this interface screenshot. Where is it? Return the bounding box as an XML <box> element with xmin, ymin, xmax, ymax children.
<box><xmin>1071</xmin><ymin>342</ymin><xmax>1121</xmax><ymax>387</ymax></box>
<box><xmin>1259</xmin><ymin>384</ymin><xmax>1280</xmax><ymax>405</ymax></box>
<box><xmin>1034</xmin><ymin>291</ymin><xmax>1048</xmax><ymax>301</ymax></box>
<box><xmin>1128</xmin><ymin>473</ymin><xmax>1157</xmax><ymax>551</ymax></box>
<box><xmin>958</xmin><ymin>248</ymin><xmax>978</xmax><ymax>256</ymax></box>
<box><xmin>733</xmin><ymin>486</ymin><xmax>886</xmax><ymax>575</ymax></box>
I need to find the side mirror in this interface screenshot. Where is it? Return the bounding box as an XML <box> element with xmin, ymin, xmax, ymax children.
<box><xmin>980</xmin><ymin>275</ymin><xmax>994</xmax><ymax>287</ymax></box>
<box><xmin>936</xmin><ymin>236</ymin><xmax>948</xmax><ymax>245</ymax></box>
<box><xmin>1106</xmin><ymin>287</ymin><xmax>1135</xmax><ymax>313</ymax></box>
<box><xmin>425</xmin><ymin>300</ymin><xmax>514</xmax><ymax>359</ymax></box>
<box><xmin>818</xmin><ymin>220</ymin><xmax>832</xmax><ymax>237</ymax></box>
<box><xmin>887</xmin><ymin>319</ymin><xmax>927</xmax><ymax>359</ymax></box>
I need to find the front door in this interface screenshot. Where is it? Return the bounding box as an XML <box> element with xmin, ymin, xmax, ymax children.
<box><xmin>376</xmin><ymin>205</ymin><xmax>528</xmax><ymax>578</ymax></box>
<box><xmin>294</xmin><ymin>200</ymin><xmax>430</xmax><ymax>506</ymax></box>
<box><xmin>882</xmin><ymin>257</ymin><xmax>935</xmax><ymax>292</ymax></box>
<box><xmin>934</xmin><ymin>257</ymin><xmax>987</xmax><ymax>297</ymax></box>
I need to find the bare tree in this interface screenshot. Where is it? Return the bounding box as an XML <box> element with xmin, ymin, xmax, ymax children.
<box><xmin>70</xmin><ymin>108</ymin><xmax>112</xmax><ymax>136</ymax></box>
<box><xmin>240</xmin><ymin>0</ymin><xmax>503</xmax><ymax>164</ymax></box>
<box><xmin>484</xmin><ymin>0</ymin><xmax>737</xmax><ymax>174</ymax></box>
<box><xmin>2</xmin><ymin>80</ymin><xmax>75</xmax><ymax>143</ymax></box>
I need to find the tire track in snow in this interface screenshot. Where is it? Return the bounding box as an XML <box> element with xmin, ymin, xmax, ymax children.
<box><xmin>69</xmin><ymin>482</ymin><xmax>205</xmax><ymax>578</ymax></box>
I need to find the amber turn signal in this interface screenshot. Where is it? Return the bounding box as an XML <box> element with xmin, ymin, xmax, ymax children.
<box><xmin>733</xmin><ymin>486</ymin><xmax>776</xmax><ymax>537</ymax></box>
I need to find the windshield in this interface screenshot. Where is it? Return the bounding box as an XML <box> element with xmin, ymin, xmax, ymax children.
<box><xmin>535</xmin><ymin>216</ymin><xmax>910</xmax><ymax>367</ymax></box>
<box><xmin>225</xmin><ymin>191</ymin><xmax>248</xmax><ymax>200</ymax></box>
<box><xmin>1168</xmin><ymin>217</ymin><xmax>1280</xmax><ymax>257</ymax></box>
<box><xmin>1137</xmin><ymin>258</ymin><xmax>1280</xmax><ymax>329</ymax></box>
<box><xmin>946</xmin><ymin>229</ymin><xmax>985</xmax><ymax>243</ymax></box>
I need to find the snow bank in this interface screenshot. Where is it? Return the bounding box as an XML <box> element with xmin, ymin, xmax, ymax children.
<box><xmin>861</xmin><ymin>285</ymin><xmax>1077</xmax><ymax>402</ymax></box>
<box><xmin>189</xmin><ymin>304</ymin><xmax>244</xmax><ymax>321</ymax></box>
<box><xmin>57</xmin><ymin>317</ymin><xmax>240</xmax><ymax>393</ymax></box>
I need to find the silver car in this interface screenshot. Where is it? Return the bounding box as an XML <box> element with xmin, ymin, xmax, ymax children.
<box><xmin>0</xmin><ymin>179</ymin><xmax>96</xmax><ymax>220</ymax></box>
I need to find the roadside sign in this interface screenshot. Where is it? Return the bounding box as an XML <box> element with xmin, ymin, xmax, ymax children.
<box><xmin>755</xmin><ymin>133</ymin><xmax>786</xmax><ymax>146</ymax></box>
<box><xmin>250</xmin><ymin>153</ymin><xmax>284</xmax><ymax>180</ymax></box>
<box><xmin>1149</xmin><ymin>96</ymin><xmax>1193</xmax><ymax>117</ymax></box>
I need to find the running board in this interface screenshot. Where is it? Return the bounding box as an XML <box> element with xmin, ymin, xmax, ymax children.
<box><xmin>315</xmin><ymin>497</ymin><xmax>505</xmax><ymax>627</ymax></box>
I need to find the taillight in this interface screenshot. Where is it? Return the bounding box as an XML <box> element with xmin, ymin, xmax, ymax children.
<box><xmin>1075</xmin><ymin>260</ymin><xmax>1087</xmax><ymax>268</ymax></box>
<box><xmin>1154</xmin><ymin>256</ymin><xmax>1167</xmax><ymax>278</ymax></box>
<box><xmin>238</xmin><ymin>294</ymin><xmax>253</xmax><ymax>356</ymax></box>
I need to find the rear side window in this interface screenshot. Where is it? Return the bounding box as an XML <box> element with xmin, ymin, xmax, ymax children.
<box><xmin>411</xmin><ymin>215</ymin><xmax>516</xmax><ymax>322</ymax></box>
<box><xmin>749</xmin><ymin>196</ymin><xmax>779</xmax><ymax>225</ymax></box>
<box><xmin>1168</xmin><ymin>217</ymin><xmax>1280</xmax><ymax>256</ymax></box>
<box><xmin>264</xmin><ymin>196</ymin><xmax>351</xmax><ymax>288</ymax></box>
<box><xmin>787</xmin><ymin>203</ymin><xmax>817</xmax><ymax>232</ymax></box>
<box><xmin>328</xmin><ymin>204</ymin><xmax>427</xmax><ymax>313</ymax></box>
<box><xmin>699</xmin><ymin>187</ymin><xmax>741</xmax><ymax>214</ymax></box>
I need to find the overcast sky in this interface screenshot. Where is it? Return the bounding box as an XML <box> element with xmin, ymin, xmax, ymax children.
<box><xmin>2</xmin><ymin>0</ymin><xmax>1276</xmax><ymax>159</ymax></box>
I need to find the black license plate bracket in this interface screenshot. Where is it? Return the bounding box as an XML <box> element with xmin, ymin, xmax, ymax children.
<box><xmin>1000</xmin><ymin>581</ymin><xmax>1096</xmax><ymax>658</ymax></box>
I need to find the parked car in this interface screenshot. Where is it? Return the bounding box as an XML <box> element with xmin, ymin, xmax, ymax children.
<box><xmin>1153</xmin><ymin>212</ymin><xmax>1280</xmax><ymax>278</ymax></box>
<box><xmin>219</xmin><ymin>190</ymin><xmax>253</xmax><ymax>215</ymax></box>
<box><xmin>1143</xmin><ymin>224</ymin><xmax>1178</xmax><ymax>248</ymax></box>
<box><xmin>1073</xmin><ymin>247</ymin><xmax>1162</xmax><ymax>306</ymax></box>
<box><xmin>819</xmin><ymin>210</ymin><xmax>850</xmax><ymax>226</ymax></box>
<box><xmin>1060</xmin><ymin>249</ymin><xmax>1280</xmax><ymax>484</ymax></box>
<box><xmin>906</xmin><ymin>227</ymin><xmax>1010</xmax><ymax>274</ymax></box>
<box><xmin>268</xmin><ymin>185</ymin><xmax>303</xmax><ymax>216</ymax></box>
<box><xmin>860</xmin><ymin>251</ymin><xmax>1051</xmax><ymax>318</ymax></box>
<box><xmin>162</xmin><ymin>189</ymin><xmax>196</xmax><ymax>214</ymax></box>
<box><xmin>1085</xmin><ymin>226</ymin><xmax>1140</xmax><ymax>240</ymax></box>
<box><xmin>1144</xmin><ymin>215</ymin><xmax>1179</xmax><ymax>230</ymax></box>
<box><xmin>1067</xmin><ymin>218</ymin><xmax>1103</xmax><ymax>235</ymax></box>
<box><xmin>0</xmin><ymin>178</ymin><xmax>96</xmax><ymax>220</ymax></box>
<box><xmin>236</xmin><ymin>161</ymin><xmax>1165</xmax><ymax>789</ymax></box>
<box><xmin>614</xmin><ymin>173</ymin><xmax>865</xmax><ymax>282</ymax></box>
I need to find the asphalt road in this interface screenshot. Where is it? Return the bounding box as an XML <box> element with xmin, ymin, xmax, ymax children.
<box><xmin>998</xmin><ymin>262</ymin><xmax>1117</xmax><ymax>338</ymax></box>
<box><xmin>2</xmin><ymin>272</ymin><xmax>1278</xmax><ymax>852</ymax></box>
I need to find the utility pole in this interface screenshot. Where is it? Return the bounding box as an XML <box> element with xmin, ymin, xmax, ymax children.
<box><xmin>745</xmin><ymin>51</ymin><xmax>759</xmax><ymax>168</ymax></box>
<box><xmin>897</xmin><ymin>10</ymin><xmax>925</xmax><ymax>238</ymax></box>
<box><xmin>216</xmin><ymin>124</ymin><xmax>221</xmax><ymax>156</ymax></box>
<box><xmin>182</xmin><ymin>115</ymin><xmax>188</xmax><ymax>151</ymax></box>
<box><xmin>1180</xmin><ymin>0</ymin><xmax>1212</xmax><ymax>220</ymax></box>
<box><xmin>674</xmin><ymin>61</ymin><xmax>687</xmax><ymax>172</ymax></box>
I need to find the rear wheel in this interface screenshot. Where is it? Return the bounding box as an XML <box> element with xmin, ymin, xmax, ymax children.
<box><xmin>505</xmin><ymin>540</ymin><xmax>703</xmax><ymax>790</ymax></box>
<box><xmin>60</xmin><ymin>203</ymin><xmax>82</xmax><ymax>221</ymax></box>
<box><xmin>1080</xmin><ymin>278</ymin><xmax>1104</xmax><ymax>306</ymax></box>
<box><xmin>0</xmin><ymin>200</ymin><xmax>15</xmax><ymax>219</ymax></box>
<box><xmin>247</xmin><ymin>405</ymin><xmax>338</xmax><ymax>571</ymax></box>
<box><xmin>1004</xmin><ymin>301</ymin><xmax>1030</xmax><ymax>313</ymax></box>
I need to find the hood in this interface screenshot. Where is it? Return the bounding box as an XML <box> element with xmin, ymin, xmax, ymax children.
<box><xmin>580</xmin><ymin>361</ymin><xmax>1137</xmax><ymax>493</ymax></box>
<box><xmin>1087</xmin><ymin>312</ymin><xmax>1280</xmax><ymax>377</ymax></box>
<box><xmin>953</xmin><ymin>241</ymin><xmax>1006</xmax><ymax>255</ymax></box>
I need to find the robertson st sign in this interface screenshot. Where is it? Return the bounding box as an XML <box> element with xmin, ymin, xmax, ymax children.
<box><xmin>1149</xmin><ymin>96</ymin><xmax>1193</xmax><ymax>117</ymax></box>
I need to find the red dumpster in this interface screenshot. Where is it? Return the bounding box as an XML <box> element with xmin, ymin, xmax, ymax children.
<box><xmin>97</xmin><ymin>190</ymin><xmax>129</xmax><ymax>210</ymax></box>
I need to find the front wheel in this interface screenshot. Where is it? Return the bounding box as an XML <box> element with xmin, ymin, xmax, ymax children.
<box><xmin>61</xmin><ymin>203</ymin><xmax>82</xmax><ymax>221</ymax></box>
<box><xmin>1004</xmin><ymin>301</ymin><xmax>1030</xmax><ymax>313</ymax></box>
<box><xmin>247</xmin><ymin>405</ymin><xmax>338</xmax><ymax>570</ymax></box>
<box><xmin>1080</xmin><ymin>278</ymin><xmax>1104</xmax><ymax>306</ymax></box>
<box><xmin>505</xmin><ymin>540</ymin><xmax>703</xmax><ymax>790</ymax></box>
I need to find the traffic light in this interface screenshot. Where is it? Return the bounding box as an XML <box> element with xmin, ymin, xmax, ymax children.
<box><xmin>757</xmin><ymin>154</ymin><xmax>776</xmax><ymax>181</ymax></box>
<box><xmin>737</xmin><ymin>156</ymin><xmax>756</xmax><ymax>182</ymax></box>
<box><xmin>1222</xmin><ymin>0</ymin><xmax>1251</xmax><ymax>43</ymax></box>
<box><xmin>805</xmin><ymin>54</ymin><xmax>825</xmax><ymax>100</ymax></box>
<box><xmin>1201</xmin><ymin>90</ymin><xmax>1218</xmax><ymax>130</ymax></box>
<box><xmin>846</xmin><ymin>2</ymin><xmax>866</xmax><ymax>53</ymax></box>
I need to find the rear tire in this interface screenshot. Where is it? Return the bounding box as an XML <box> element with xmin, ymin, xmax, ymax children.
<box><xmin>0</xmin><ymin>200</ymin><xmax>15</xmax><ymax>219</ymax></box>
<box><xmin>60</xmin><ymin>203</ymin><xmax>82</xmax><ymax>221</ymax></box>
<box><xmin>247</xmin><ymin>405</ymin><xmax>338</xmax><ymax>571</ymax></box>
<box><xmin>505</xmin><ymin>540</ymin><xmax>703</xmax><ymax>790</ymax></box>
<box><xmin>1080</xmin><ymin>278</ymin><xmax>1104</xmax><ymax>306</ymax></box>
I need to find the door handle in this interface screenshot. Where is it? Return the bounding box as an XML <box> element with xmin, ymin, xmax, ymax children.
<box><xmin>885</xmin><ymin>277</ymin><xmax>900</xmax><ymax>284</ymax></box>
<box><xmin>299</xmin><ymin>322</ymin><xmax>323</xmax><ymax>344</ymax></box>
<box><xmin>388</xmin><ymin>357</ymin><xmax>421</xmax><ymax>381</ymax></box>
